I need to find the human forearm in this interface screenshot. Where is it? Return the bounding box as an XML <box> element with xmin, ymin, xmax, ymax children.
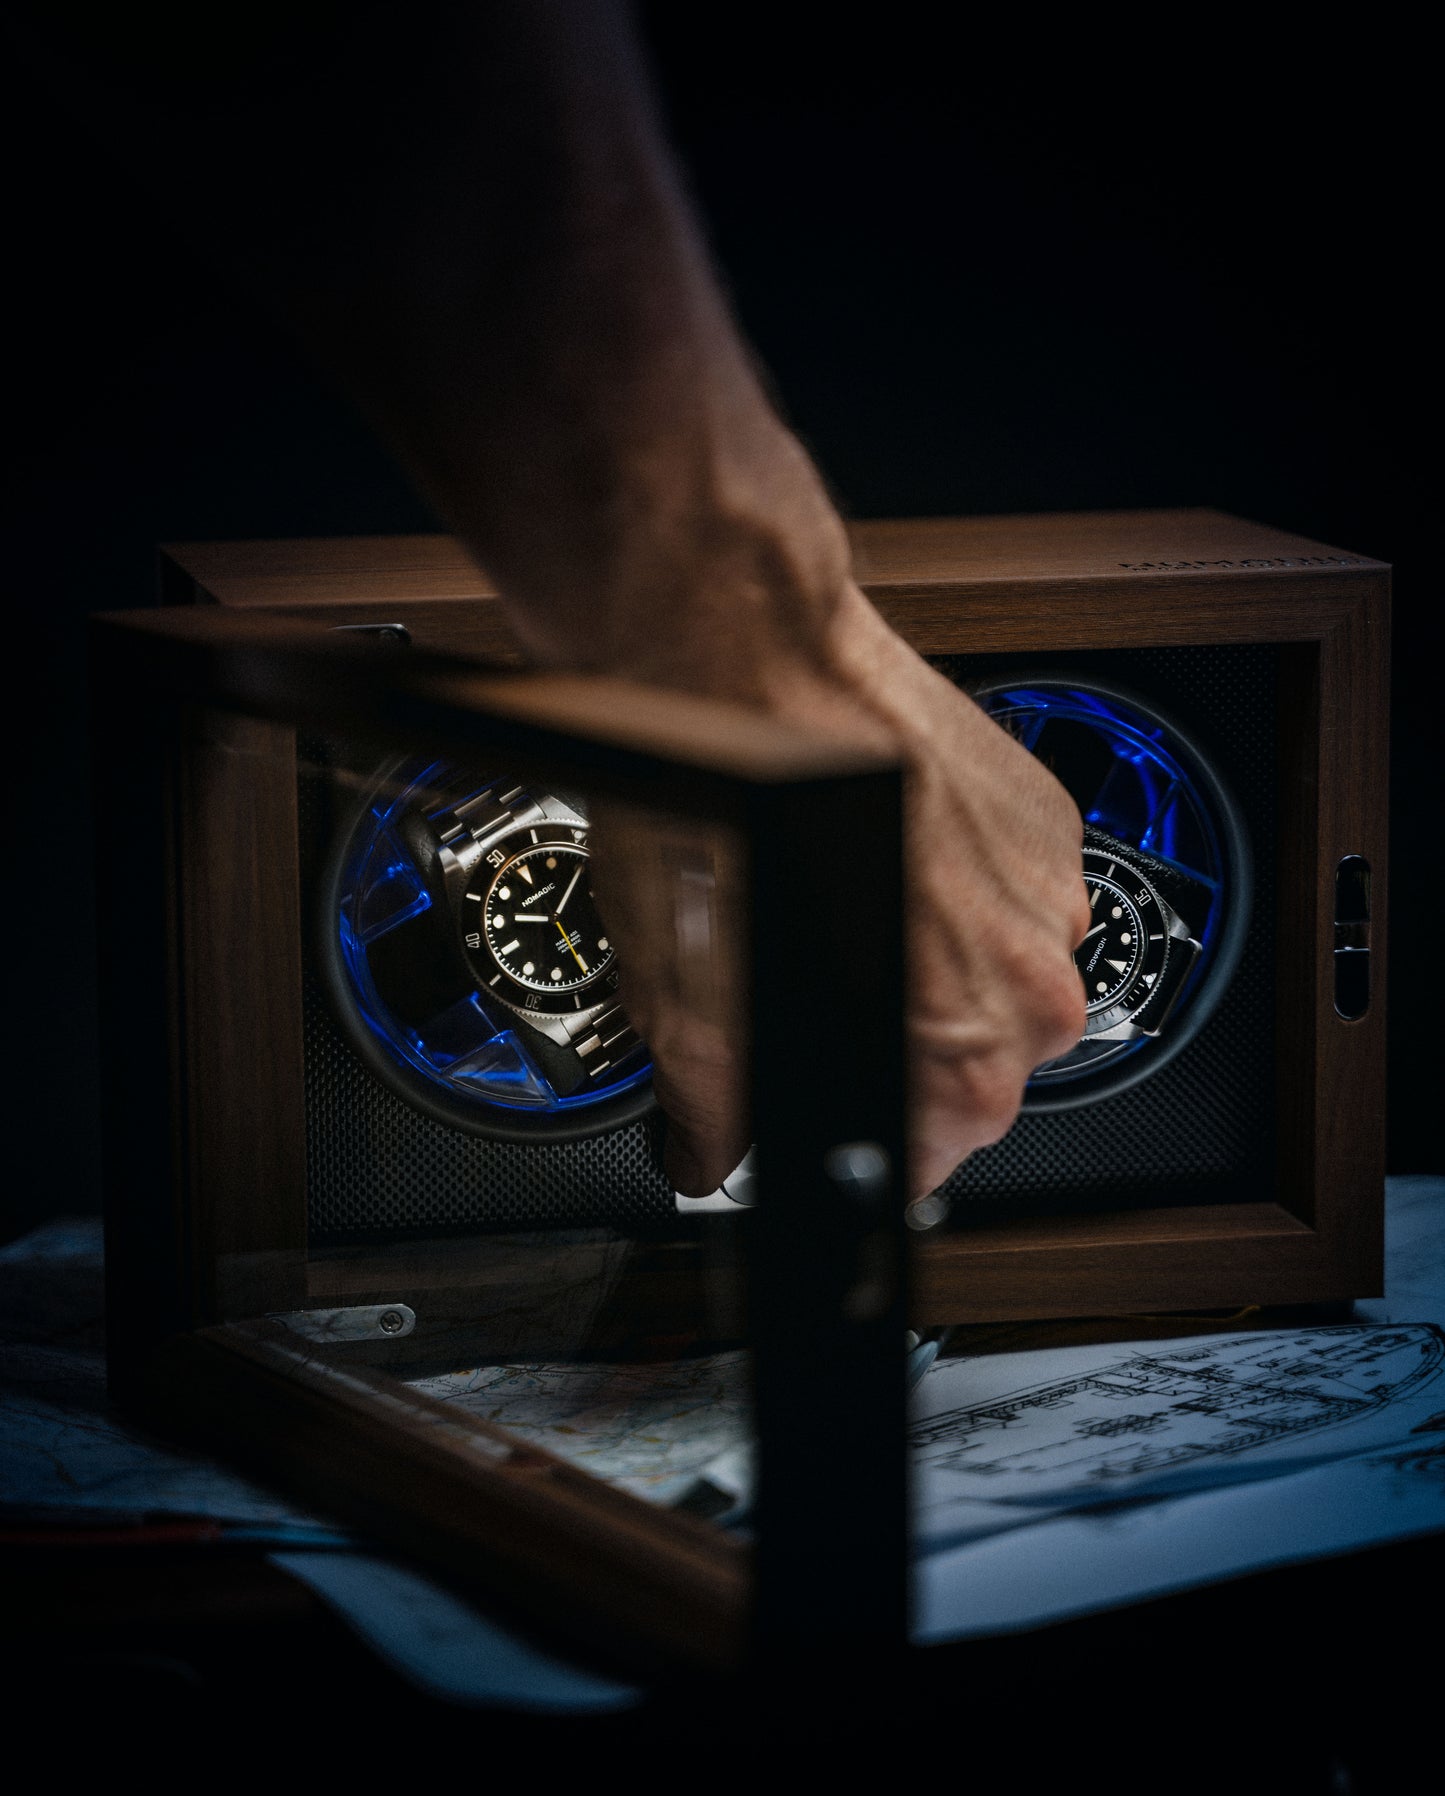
<box><xmin>28</xmin><ymin>0</ymin><xmax>1090</xmax><ymax>1197</ymax></box>
<box><xmin>143</xmin><ymin>1</ymin><xmax>854</xmax><ymax>691</ymax></box>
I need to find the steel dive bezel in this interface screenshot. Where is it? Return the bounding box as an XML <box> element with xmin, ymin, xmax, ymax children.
<box><xmin>1078</xmin><ymin>844</ymin><xmax>1182</xmax><ymax>1039</ymax></box>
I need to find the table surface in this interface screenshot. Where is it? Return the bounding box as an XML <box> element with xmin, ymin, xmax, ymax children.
<box><xmin>4</xmin><ymin>1182</ymin><xmax>1441</xmax><ymax>1776</ymax></box>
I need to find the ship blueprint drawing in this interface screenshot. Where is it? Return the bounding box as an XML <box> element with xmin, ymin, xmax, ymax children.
<box><xmin>915</xmin><ymin>1435</ymin><xmax>1445</xmax><ymax>1643</ymax></box>
<box><xmin>910</xmin><ymin>1324</ymin><xmax>1445</xmax><ymax>1533</ymax></box>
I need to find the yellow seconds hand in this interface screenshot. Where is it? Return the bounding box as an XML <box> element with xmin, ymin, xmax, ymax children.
<box><xmin>555</xmin><ymin>917</ymin><xmax>589</xmax><ymax>975</ymax></box>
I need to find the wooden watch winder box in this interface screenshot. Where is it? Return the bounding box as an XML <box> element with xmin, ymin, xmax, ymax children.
<box><xmin>96</xmin><ymin>508</ymin><xmax>1389</xmax><ymax>1668</ymax></box>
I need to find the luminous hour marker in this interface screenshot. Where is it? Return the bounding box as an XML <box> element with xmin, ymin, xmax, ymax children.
<box><xmin>498</xmin><ymin>885</ymin><xmax>511</xmax><ymax>901</ymax></box>
<box><xmin>1096</xmin><ymin>980</ymin><xmax>1108</xmax><ymax>993</ymax></box>
<box><xmin>491</xmin><ymin>913</ymin><xmax>505</xmax><ymax>928</ymax></box>
<box><xmin>518</xmin><ymin>864</ymin><xmax>534</xmax><ymax>884</ymax></box>
<box><xmin>546</xmin><ymin>855</ymin><xmax>557</xmax><ymax>869</ymax></box>
<box><xmin>501</xmin><ymin>939</ymin><xmax>520</xmax><ymax>955</ymax></box>
<box><xmin>598</xmin><ymin>937</ymin><xmax>609</xmax><ymax>952</ymax></box>
<box><xmin>1090</xmin><ymin>885</ymin><xmax>1101</xmax><ymax>909</ymax></box>
<box><xmin>523</xmin><ymin>961</ymin><xmax>535</xmax><ymax>976</ymax></box>
<box><xmin>1120</xmin><ymin>932</ymin><xmax>1132</xmax><ymax>944</ymax></box>
<box><xmin>1111</xmin><ymin>906</ymin><xmax>1123</xmax><ymax>920</ymax></box>
<box><xmin>1106</xmin><ymin>958</ymin><xmax>1128</xmax><ymax>974</ymax></box>
<box><xmin>550</xmin><ymin>967</ymin><xmax>563</xmax><ymax>981</ymax></box>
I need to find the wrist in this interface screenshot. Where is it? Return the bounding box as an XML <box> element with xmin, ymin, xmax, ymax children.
<box><xmin>495</xmin><ymin>417</ymin><xmax>860</xmax><ymax>700</ymax></box>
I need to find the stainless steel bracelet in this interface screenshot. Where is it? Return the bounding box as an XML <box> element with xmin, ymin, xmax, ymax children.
<box><xmin>431</xmin><ymin>783</ymin><xmax>641</xmax><ymax>1074</ymax></box>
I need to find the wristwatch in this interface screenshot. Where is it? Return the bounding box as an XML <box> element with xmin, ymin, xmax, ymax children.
<box><xmin>1070</xmin><ymin>823</ymin><xmax>1205</xmax><ymax>1051</ymax></box>
<box><xmin>323</xmin><ymin>751</ymin><xmax>656</xmax><ymax>1144</ymax></box>
<box><xmin>420</xmin><ymin>780</ymin><xmax>644</xmax><ymax>1098</ymax></box>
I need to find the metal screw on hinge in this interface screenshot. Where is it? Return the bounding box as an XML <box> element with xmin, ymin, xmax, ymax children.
<box><xmin>329</xmin><ymin>622</ymin><xmax>412</xmax><ymax>647</ymax></box>
<box><xmin>823</xmin><ymin>1141</ymin><xmax>892</xmax><ymax>1210</ymax></box>
<box><xmin>905</xmin><ymin>1191</ymin><xmax>951</xmax><ymax>1232</ymax></box>
<box><xmin>823</xmin><ymin>1143</ymin><xmax>897</xmax><ymax>1323</ymax></box>
<box><xmin>271</xmin><ymin>1302</ymin><xmax>417</xmax><ymax>1342</ymax></box>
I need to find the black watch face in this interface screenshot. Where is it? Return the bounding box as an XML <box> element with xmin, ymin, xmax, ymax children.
<box><xmin>1076</xmin><ymin>850</ymin><xmax>1172</xmax><ymax>1032</ymax></box>
<box><xmin>462</xmin><ymin>830</ymin><xmax>619</xmax><ymax>1013</ymax></box>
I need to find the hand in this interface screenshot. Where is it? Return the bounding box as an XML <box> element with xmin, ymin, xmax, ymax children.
<box><xmin>823</xmin><ymin>593</ymin><xmax>1090</xmax><ymax>1195</ymax></box>
<box><xmin>589</xmin><ymin>573</ymin><xmax>1090</xmax><ymax>1200</ymax></box>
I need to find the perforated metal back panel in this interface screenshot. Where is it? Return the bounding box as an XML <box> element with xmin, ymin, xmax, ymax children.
<box><xmin>301</xmin><ymin>643</ymin><xmax>1278</xmax><ymax>1243</ymax></box>
<box><xmin>931</xmin><ymin>644</ymin><xmax>1278</xmax><ymax>1222</ymax></box>
<box><xmin>304</xmin><ymin>978</ymin><xmax>675</xmax><ymax>1238</ymax></box>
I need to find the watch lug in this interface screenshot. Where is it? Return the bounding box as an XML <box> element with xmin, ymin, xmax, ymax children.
<box><xmin>500</xmin><ymin>996</ymin><xmax>610</xmax><ymax>1048</ymax></box>
<box><xmin>1089</xmin><ymin>1018</ymin><xmax>1146</xmax><ymax>1043</ymax></box>
<box><xmin>437</xmin><ymin>835</ymin><xmax>483</xmax><ymax>887</ymax></box>
<box><xmin>1143</xmin><ymin>935</ymin><xmax>1202</xmax><ymax>1033</ymax></box>
<box><xmin>516</xmin><ymin>1011</ymin><xmax>570</xmax><ymax>1048</ymax></box>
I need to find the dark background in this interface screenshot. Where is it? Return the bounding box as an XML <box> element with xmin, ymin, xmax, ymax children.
<box><xmin>5</xmin><ymin>15</ymin><xmax>1437</xmax><ymax>1241</ymax></box>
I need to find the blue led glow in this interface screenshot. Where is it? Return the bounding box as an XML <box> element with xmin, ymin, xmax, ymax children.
<box><xmin>985</xmin><ymin>684</ymin><xmax>1231</xmax><ymax>1080</ymax></box>
<box><xmin>992</xmin><ymin>685</ymin><xmax>1222</xmax><ymax>917</ymax></box>
<box><xmin>335</xmin><ymin>759</ymin><xmax>652</xmax><ymax>1116</ymax></box>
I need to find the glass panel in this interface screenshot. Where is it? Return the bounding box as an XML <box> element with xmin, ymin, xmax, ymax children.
<box><xmin>195</xmin><ymin>715</ymin><xmax>757</xmax><ymax>1643</ymax></box>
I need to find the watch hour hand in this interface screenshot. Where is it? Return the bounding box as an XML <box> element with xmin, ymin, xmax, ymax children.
<box><xmin>1079</xmin><ymin>922</ymin><xmax>1107</xmax><ymax>943</ymax></box>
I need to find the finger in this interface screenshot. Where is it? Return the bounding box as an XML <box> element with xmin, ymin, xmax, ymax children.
<box><xmin>663</xmin><ymin>1119</ymin><xmax>748</xmax><ymax>1198</ymax></box>
<box><xmin>658</xmin><ymin>1080</ymin><xmax>750</xmax><ymax>1195</ymax></box>
<box><xmin>646</xmin><ymin>1015</ymin><xmax>749</xmax><ymax>1196</ymax></box>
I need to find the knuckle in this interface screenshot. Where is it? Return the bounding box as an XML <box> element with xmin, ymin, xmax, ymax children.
<box><xmin>955</xmin><ymin>1054</ymin><xmax>1025</xmax><ymax>1148</ymax></box>
<box><xmin>1039</xmin><ymin>961</ymin><xmax>1088</xmax><ymax>1049</ymax></box>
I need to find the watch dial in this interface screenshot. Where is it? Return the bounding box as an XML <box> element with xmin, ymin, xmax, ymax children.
<box><xmin>1076</xmin><ymin>873</ymin><xmax>1146</xmax><ymax>1012</ymax></box>
<box><xmin>464</xmin><ymin>840</ymin><xmax>615</xmax><ymax>1006</ymax></box>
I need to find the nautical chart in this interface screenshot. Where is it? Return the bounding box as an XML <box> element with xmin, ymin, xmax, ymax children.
<box><xmin>409</xmin><ymin>1350</ymin><xmax>751</xmax><ymax>1504</ymax></box>
<box><xmin>910</xmin><ymin>1324</ymin><xmax>1445</xmax><ymax>1533</ymax></box>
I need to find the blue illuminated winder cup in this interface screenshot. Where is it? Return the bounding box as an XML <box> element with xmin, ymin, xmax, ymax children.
<box><xmin>976</xmin><ymin>676</ymin><xmax>1252</xmax><ymax>1111</ymax></box>
<box><xmin>320</xmin><ymin>758</ymin><xmax>655</xmax><ymax>1145</ymax></box>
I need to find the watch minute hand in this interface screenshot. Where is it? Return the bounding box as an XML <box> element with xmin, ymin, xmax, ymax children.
<box><xmin>555</xmin><ymin>863</ymin><xmax>584</xmax><ymax>916</ymax></box>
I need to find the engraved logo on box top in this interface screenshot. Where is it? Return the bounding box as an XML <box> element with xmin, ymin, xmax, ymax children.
<box><xmin>1118</xmin><ymin>555</ymin><xmax>1363</xmax><ymax>571</ymax></box>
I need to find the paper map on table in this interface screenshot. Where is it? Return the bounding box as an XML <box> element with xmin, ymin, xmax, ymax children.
<box><xmin>409</xmin><ymin>1351</ymin><xmax>752</xmax><ymax>1503</ymax></box>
